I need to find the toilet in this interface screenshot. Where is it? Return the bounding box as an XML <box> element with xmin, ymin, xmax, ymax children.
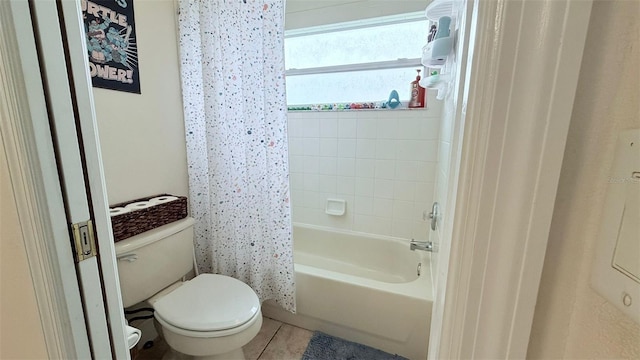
<box><xmin>115</xmin><ymin>217</ymin><xmax>262</xmax><ymax>360</ymax></box>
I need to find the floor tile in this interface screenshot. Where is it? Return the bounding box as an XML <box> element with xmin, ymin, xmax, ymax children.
<box><xmin>135</xmin><ymin>337</ymin><xmax>169</xmax><ymax>360</ymax></box>
<box><xmin>257</xmin><ymin>324</ymin><xmax>313</xmax><ymax>360</ymax></box>
<box><xmin>244</xmin><ymin>317</ymin><xmax>283</xmax><ymax>360</ymax></box>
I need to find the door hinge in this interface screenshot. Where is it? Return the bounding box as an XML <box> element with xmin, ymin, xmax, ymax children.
<box><xmin>71</xmin><ymin>220</ymin><xmax>97</xmax><ymax>262</ymax></box>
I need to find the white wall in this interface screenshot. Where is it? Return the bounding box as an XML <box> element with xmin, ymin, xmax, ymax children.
<box><xmin>528</xmin><ymin>1</ymin><xmax>640</xmax><ymax>358</ymax></box>
<box><xmin>288</xmin><ymin>95</ymin><xmax>442</xmax><ymax>239</ymax></box>
<box><xmin>93</xmin><ymin>0</ymin><xmax>188</xmax><ymax>205</ymax></box>
<box><xmin>0</xmin><ymin>136</ymin><xmax>49</xmax><ymax>360</ymax></box>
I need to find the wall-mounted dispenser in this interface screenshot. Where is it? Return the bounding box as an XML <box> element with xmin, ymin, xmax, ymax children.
<box><xmin>422</xmin><ymin>16</ymin><xmax>453</xmax><ymax>67</ymax></box>
<box><xmin>591</xmin><ymin>128</ymin><xmax>640</xmax><ymax>324</ymax></box>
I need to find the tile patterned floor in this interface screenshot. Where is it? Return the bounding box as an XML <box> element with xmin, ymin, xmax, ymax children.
<box><xmin>136</xmin><ymin>317</ymin><xmax>313</xmax><ymax>360</ymax></box>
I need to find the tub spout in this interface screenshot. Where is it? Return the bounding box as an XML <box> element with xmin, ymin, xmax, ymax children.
<box><xmin>410</xmin><ymin>240</ymin><xmax>434</xmax><ymax>252</ymax></box>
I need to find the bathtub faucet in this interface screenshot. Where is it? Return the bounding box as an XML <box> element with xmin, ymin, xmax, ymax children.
<box><xmin>410</xmin><ymin>239</ymin><xmax>435</xmax><ymax>252</ymax></box>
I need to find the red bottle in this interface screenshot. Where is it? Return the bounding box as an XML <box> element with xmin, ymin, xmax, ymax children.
<box><xmin>408</xmin><ymin>69</ymin><xmax>426</xmax><ymax>108</ymax></box>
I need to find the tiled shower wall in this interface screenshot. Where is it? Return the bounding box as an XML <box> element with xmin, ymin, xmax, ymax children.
<box><xmin>288</xmin><ymin>105</ymin><xmax>442</xmax><ymax>239</ymax></box>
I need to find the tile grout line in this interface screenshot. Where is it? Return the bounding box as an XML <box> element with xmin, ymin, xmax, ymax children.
<box><xmin>255</xmin><ymin>320</ymin><xmax>283</xmax><ymax>360</ymax></box>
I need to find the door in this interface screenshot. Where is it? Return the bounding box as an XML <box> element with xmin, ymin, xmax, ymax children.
<box><xmin>427</xmin><ymin>0</ymin><xmax>592</xmax><ymax>359</ymax></box>
<box><xmin>7</xmin><ymin>0</ymin><xmax>129</xmax><ymax>358</ymax></box>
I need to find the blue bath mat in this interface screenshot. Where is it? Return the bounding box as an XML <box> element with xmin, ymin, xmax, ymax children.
<box><xmin>302</xmin><ymin>332</ymin><xmax>408</xmax><ymax>360</ymax></box>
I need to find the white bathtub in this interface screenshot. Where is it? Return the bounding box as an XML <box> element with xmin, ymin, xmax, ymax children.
<box><xmin>262</xmin><ymin>224</ymin><xmax>433</xmax><ymax>360</ymax></box>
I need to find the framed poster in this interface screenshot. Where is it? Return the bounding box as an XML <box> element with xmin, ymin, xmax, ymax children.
<box><xmin>82</xmin><ymin>0</ymin><xmax>141</xmax><ymax>94</ymax></box>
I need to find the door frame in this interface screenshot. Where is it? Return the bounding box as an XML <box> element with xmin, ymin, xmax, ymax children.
<box><xmin>1</xmin><ymin>0</ymin><xmax>593</xmax><ymax>358</ymax></box>
<box><xmin>429</xmin><ymin>0</ymin><xmax>592</xmax><ymax>358</ymax></box>
<box><xmin>1</xmin><ymin>1</ymin><xmax>91</xmax><ymax>357</ymax></box>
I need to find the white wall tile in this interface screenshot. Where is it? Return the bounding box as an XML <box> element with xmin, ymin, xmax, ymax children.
<box><xmin>424</xmin><ymin>140</ymin><xmax>439</xmax><ymax>162</ymax></box>
<box><xmin>336</xmin><ymin>157</ymin><xmax>356</xmax><ymax>176</ymax></box>
<box><xmin>413</xmin><ymin>202</ymin><xmax>430</xmax><ymax>221</ymax></box>
<box><xmin>318</xmin><ymin>157</ymin><xmax>337</xmax><ymax>175</ymax></box>
<box><xmin>324</xmin><ymin>215</ymin><xmax>354</xmax><ymax>231</ymax></box>
<box><xmin>337</xmin><ymin>139</ymin><xmax>357</xmax><ymax>158</ymax></box>
<box><xmin>355</xmin><ymin>159</ymin><xmax>375</xmax><ymax>178</ymax></box>
<box><xmin>289</xmin><ymin>155</ymin><xmax>305</xmax><ymax>173</ymax></box>
<box><xmin>356</xmin><ymin>139</ymin><xmax>376</xmax><ymax>159</ymax></box>
<box><xmin>354</xmin><ymin>177</ymin><xmax>374</xmax><ymax>196</ymax></box>
<box><xmin>395</xmin><ymin>160</ymin><xmax>418</xmax><ymax>181</ymax></box>
<box><xmin>374</xmin><ymin>179</ymin><xmax>394</xmax><ymax>199</ymax></box>
<box><xmin>303</xmin><ymin>138</ymin><xmax>320</xmax><ymax>156</ymax></box>
<box><xmin>303</xmin><ymin>156</ymin><xmax>319</xmax><ymax>174</ymax></box>
<box><xmin>336</xmin><ymin>176</ymin><xmax>355</xmax><ymax>195</ymax></box>
<box><xmin>354</xmin><ymin>196</ymin><xmax>374</xmax><ymax>216</ymax></box>
<box><xmin>287</xmin><ymin>117</ymin><xmax>304</xmax><ymax>138</ymax></box>
<box><xmin>397</xmin><ymin>117</ymin><xmax>422</xmax><ymax>140</ymax></box>
<box><xmin>391</xmin><ymin>219</ymin><xmax>414</xmax><ymax>239</ymax></box>
<box><xmin>376</xmin><ymin>117</ymin><xmax>398</xmax><ymax>139</ymax></box>
<box><xmin>415</xmin><ymin>182</ymin><xmax>434</xmax><ymax>204</ymax></box>
<box><xmin>290</xmin><ymin>173</ymin><xmax>304</xmax><ymax>190</ymax></box>
<box><xmin>319</xmin><ymin>117</ymin><xmax>338</xmax><ymax>138</ymax></box>
<box><xmin>293</xmin><ymin>207</ymin><xmax>312</xmax><ymax>224</ymax></box>
<box><xmin>375</xmin><ymin>139</ymin><xmax>396</xmax><ymax>160</ymax></box>
<box><xmin>392</xmin><ymin>200</ymin><xmax>414</xmax><ymax>220</ymax></box>
<box><xmin>317</xmin><ymin>175</ymin><xmax>337</xmax><ymax>193</ymax></box>
<box><xmin>339</xmin><ymin>195</ymin><xmax>355</xmax><ymax>214</ymax></box>
<box><xmin>338</xmin><ymin>117</ymin><xmax>357</xmax><ymax>138</ymax></box>
<box><xmin>421</xmin><ymin>117</ymin><xmax>440</xmax><ymax>140</ymax></box>
<box><xmin>416</xmin><ymin>161</ymin><xmax>437</xmax><ymax>183</ymax></box>
<box><xmin>291</xmin><ymin>206</ymin><xmax>303</xmax><ymax>223</ymax></box>
<box><xmin>411</xmin><ymin>221</ymin><xmax>428</xmax><ymax>240</ymax></box>
<box><xmin>319</xmin><ymin>138</ymin><xmax>338</xmax><ymax>157</ymax></box>
<box><xmin>303</xmin><ymin>173</ymin><xmax>319</xmax><ymax>190</ymax></box>
<box><xmin>375</xmin><ymin>160</ymin><xmax>395</xmax><ymax>180</ymax></box>
<box><xmin>357</xmin><ymin>118</ymin><xmax>377</xmax><ymax>139</ymax></box>
<box><xmin>426</xmin><ymin>90</ymin><xmax>443</xmax><ymax>114</ymax></box>
<box><xmin>302</xmin><ymin>191</ymin><xmax>321</xmax><ymax>209</ymax></box>
<box><xmin>289</xmin><ymin>138</ymin><xmax>305</xmax><ymax>156</ymax></box>
<box><xmin>287</xmin><ymin>108</ymin><xmax>442</xmax><ymax>239</ymax></box>
<box><xmin>354</xmin><ymin>215</ymin><xmax>391</xmax><ymax>236</ymax></box>
<box><xmin>394</xmin><ymin>140</ymin><xmax>414</xmax><ymax>161</ymax></box>
<box><xmin>373</xmin><ymin>198</ymin><xmax>393</xmax><ymax>218</ymax></box>
<box><xmin>394</xmin><ymin>180</ymin><xmax>415</xmax><ymax>201</ymax></box>
<box><xmin>290</xmin><ymin>190</ymin><xmax>303</xmax><ymax>205</ymax></box>
<box><xmin>301</xmin><ymin>118</ymin><xmax>320</xmax><ymax>138</ymax></box>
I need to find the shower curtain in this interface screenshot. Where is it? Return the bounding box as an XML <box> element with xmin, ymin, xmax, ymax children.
<box><xmin>178</xmin><ymin>0</ymin><xmax>295</xmax><ymax>312</ymax></box>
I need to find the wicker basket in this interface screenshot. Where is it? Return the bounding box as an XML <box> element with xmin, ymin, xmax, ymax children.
<box><xmin>110</xmin><ymin>194</ymin><xmax>188</xmax><ymax>242</ymax></box>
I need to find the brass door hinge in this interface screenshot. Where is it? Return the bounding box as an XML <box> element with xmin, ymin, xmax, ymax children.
<box><xmin>71</xmin><ymin>220</ymin><xmax>97</xmax><ymax>262</ymax></box>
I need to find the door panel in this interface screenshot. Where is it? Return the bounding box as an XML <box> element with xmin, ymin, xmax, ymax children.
<box><xmin>25</xmin><ymin>0</ymin><xmax>128</xmax><ymax>358</ymax></box>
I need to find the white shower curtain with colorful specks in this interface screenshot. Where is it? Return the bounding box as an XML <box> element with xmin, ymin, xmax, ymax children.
<box><xmin>177</xmin><ymin>0</ymin><xmax>295</xmax><ymax>312</ymax></box>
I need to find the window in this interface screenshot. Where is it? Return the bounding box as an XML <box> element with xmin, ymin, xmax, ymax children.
<box><xmin>284</xmin><ymin>13</ymin><xmax>428</xmax><ymax>106</ymax></box>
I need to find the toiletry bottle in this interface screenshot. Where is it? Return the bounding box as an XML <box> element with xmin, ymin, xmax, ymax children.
<box><xmin>428</xmin><ymin>25</ymin><xmax>437</xmax><ymax>43</ymax></box>
<box><xmin>408</xmin><ymin>69</ymin><xmax>426</xmax><ymax>108</ymax></box>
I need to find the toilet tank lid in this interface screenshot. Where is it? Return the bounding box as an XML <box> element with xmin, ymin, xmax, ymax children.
<box><xmin>115</xmin><ymin>217</ymin><xmax>195</xmax><ymax>255</ymax></box>
<box><xmin>153</xmin><ymin>274</ymin><xmax>261</xmax><ymax>332</ymax></box>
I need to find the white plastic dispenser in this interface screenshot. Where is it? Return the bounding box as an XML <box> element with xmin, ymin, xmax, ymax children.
<box><xmin>422</xmin><ymin>16</ymin><xmax>453</xmax><ymax>67</ymax></box>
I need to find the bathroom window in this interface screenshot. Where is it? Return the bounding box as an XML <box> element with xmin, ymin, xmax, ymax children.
<box><xmin>284</xmin><ymin>13</ymin><xmax>428</xmax><ymax>105</ymax></box>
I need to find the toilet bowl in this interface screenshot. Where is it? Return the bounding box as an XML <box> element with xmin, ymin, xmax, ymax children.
<box><xmin>114</xmin><ymin>218</ymin><xmax>261</xmax><ymax>359</ymax></box>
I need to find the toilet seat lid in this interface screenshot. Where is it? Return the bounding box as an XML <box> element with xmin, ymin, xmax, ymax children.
<box><xmin>153</xmin><ymin>274</ymin><xmax>260</xmax><ymax>332</ymax></box>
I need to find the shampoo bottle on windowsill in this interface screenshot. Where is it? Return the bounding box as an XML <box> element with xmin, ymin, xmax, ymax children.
<box><xmin>408</xmin><ymin>69</ymin><xmax>426</xmax><ymax>108</ymax></box>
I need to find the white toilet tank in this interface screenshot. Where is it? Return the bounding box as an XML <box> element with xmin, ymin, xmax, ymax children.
<box><xmin>115</xmin><ymin>217</ymin><xmax>196</xmax><ymax>308</ymax></box>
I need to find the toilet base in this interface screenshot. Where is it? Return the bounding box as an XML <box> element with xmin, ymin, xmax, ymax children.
<box><xmin>163</xmin><ymin>347</ymin><xmax>245</xmax><ymax>360</ymax></box>
<box><xmin>157</xmin><ymin>311</ymin><xmax>262</xmax><ymax>360</ymax></box>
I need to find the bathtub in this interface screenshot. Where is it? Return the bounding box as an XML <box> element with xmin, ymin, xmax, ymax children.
<box><xmin>262</xmin><ymin>224</ymin><xmax>433</xmax><ymax>360</ymax></box>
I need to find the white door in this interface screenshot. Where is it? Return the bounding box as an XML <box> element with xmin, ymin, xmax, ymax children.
<box><xmin>7</xmin><ymin>0</ymin><xmax>129</xmax><ymax>358</ymax></box>
<box><xmin>427</xmin><ymin>0</ymin><xmax>592</xmax><ymax>359</ymax></box>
